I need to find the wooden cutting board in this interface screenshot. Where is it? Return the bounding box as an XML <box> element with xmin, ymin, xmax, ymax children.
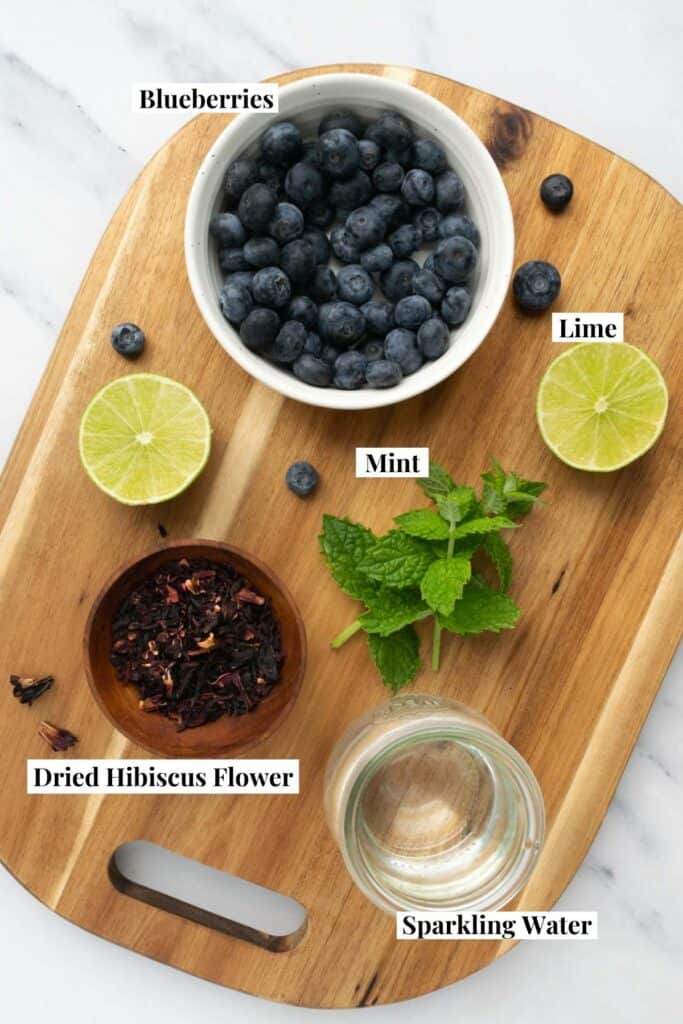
<box><xmin>1</xmin><ymin>64</ymin><xmax>681</xmax><ymax>1008</ymax></box>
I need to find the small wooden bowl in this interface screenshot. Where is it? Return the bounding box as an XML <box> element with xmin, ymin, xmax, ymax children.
<box><xmin>84</xmin><ymin>540</ymin><xmax>306</xmax><ymax>758</ymax></box>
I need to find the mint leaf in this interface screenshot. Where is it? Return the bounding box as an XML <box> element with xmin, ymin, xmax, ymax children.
<box><xmin>358</xmin><ymin>530</ymin><xmax>436</xmax><ymax>589</ymax></box>
<box><xmin>436</xmin><ymin>486</ymin><xmax>475</xmax><ymax>527</ymax></box>
<box><xmin>420</xmin><ymin>556</ymin><xmax>472</xmax><ymax>616</ymax></box>
<box><xmin>367</xmin><ymin>626</ymin><xmax>421</xmax><ymax>693</ymax></box>
<box><xmin>417</xmin><ymin>462</ymin><xmax>455</xmax><ymax>501</ymax></box>
<box><xmin>452</xmin><ymin>516</ymin><xmax>518</xmax><ymax>540</ymax></box>
<box><xmin>481</xmin><ymin>461</ymin><xmax>546</xmax><ymax>519</ymax></box>
<box><xmin>394</xmin><ymin>508</ymin><xmax>450</xmax><ymax>540</ymax></box>
<box><xmin>438</xmin><ymin>576</ymin><xmax>520</xmax><ymax>634</ymax></box>
<box><xmin>360</xmin><ymin>589</ymin><xmax>430</xmax><ymax>636</ymax></box>
<box><xmin>506</xmin><ymin>479</ymin><xmax>546</xmax><ymax>518</ymax></box>
<box><xmin>319</xmin><ymin>515</ymin><xmax>379</xmax><ymax>602</ymax></box>
<box><xmin>482</xmin><ymin>532</ymin><xmax>513</xmax><ymax>592</ymax></box>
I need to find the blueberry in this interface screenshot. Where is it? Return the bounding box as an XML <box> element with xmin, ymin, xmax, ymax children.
<box><xmin>359</xmin><ymin>138</ymin><xmax>381</xmax><ymax>171</ymax></box>
<box><xmin>261</xmin><ymin>121</ymin><xmax>303</xmax><ymax>167</ymax></box>
<box><xmin>225</xmin><ymin>271</ymin><xmax>255</xmax><ymax>291</ymax></box>
<box><xmin>271</xmin><ymin>320</ymin><xmax>307</xmax><ymax>364</ymax></box>
<box><xmin>257</xmin><ymin>161</ymin><xmax>283</xmax><ymax>192</ymax></box>
<box><xmin>330</xmin><ymin>226</ymin><xmax>361</xmax><ymax>264</ymax></box>
<box><xmin>280</xmin><ymin>238</ymin><xmax>316</xmax><ymax>284</ymax></box>
<box><xmin>240</xmin><ymin>308</ymin><xmax>280</xmax><ymax>352</ymax></box>
<box><xmin>374</xmin><ymin>111</ymin><xmax>413</xmax><ymax>154</ymax></box>
<box><xmin>337</xmin><ymin>264</ymin><xmax>374</xmax><ymax>306</ymax></box>
<box><xmin>361</xmin><ymin>300</ymin><xmax>395</xmax><ymax>336</ymax></box>
<box><xmin>401</xmin><ymin>168</ymin><xmax>434</xmax><ymax>206</ymax></box>
<box><xmin>305</xmin><ymin>198</ymin><xmax>334</xmax><ymax>229</ymax></box>
<box><xmin>319</xmin><ymin>128</ymin><xmax>361</xmax><ymax>179</ymax></box>
<box><xmin>223</xmin><ymin>158</ymin><xmax>259</xmax><ymax>206</ymax></box>
<box><xmin>285</xmin><ymin>161</ymin><xmax>324</xmax><ymax>207</ymax></box>
<box><xmin>243</xmin><ymin>236</ymin><xmax>280</xmax><ymax>268</ymax></box>
<box><xmin>389</xmin><ymin>223</ymin><xmax>422</xmax><ymax>259</ymax></box>
<box><xmin>329</xmin><ymin>171</ymin><xmax>372</xmax><ymax>211</ymax></box>
<box><xmin>372</xmin><ymin>161</ymin><xmax>404</xmax><ymax>193</ymax></box>
<box><xmin>418</xmin><ymin>317</ymin><xmax>450</xmax><ymax>359</ymax></box>
<box><xmin>369</xmin><ymin>193</ymin><xmax>411</xmax><ymax>230</ymax></box>
<box><xmin>540</xmin><ymin>173</ymin><xmax>573</xmax><ymax>212</ymax></box>
<box><xmin>209</xmin><ymin>212</ymin><xmax>246</xmax><ymax>248</ymax></box>
<box><xmin>361</xmin><ymin>243</ymin><xmax>394</xmax><ymax>273</ymax></box>
<box><xmin>219</xmin><ymin>281</ymin><xmax>254</xmax><ymax>325</ymax></box>
<box><xmin>252</xmin><ymin>266</ymin><xmax>292</xmax><ymax>309</ymax></box>
<box><xmin>412</xmin><ymin>268</ymin><xmax>446</xmax><ymax>304</ymax></box>
<box><xmin>411</xmin><ymin>139</ymin><xmax>447</xmax><ymax>174</ymax></box>
<box><xmin>434</xmin><ymin>236</ymin><xmax>478</xmax><ymax>283</ymax></box>
<box><xmin>423</xmin><ymin>253</ymin><xmax>437</xmax><ymax>273</ymax></box>
<box><xmin>394</xmin><ymin>294</ymin><xmax>432</xmax><ymax>330</ymax></box>
<box><xmin>318</xmin><ymin>110</ymin><xmax>364</xmax><ymax>138</ymax></box>
<box><xmin>333</xmin><ymin>350</ymin><xmax>368</xmax><ymax>389</ymax></box>
<box><xmin>293</xmin><ymin>353</ymin><xmax>332</xmax><ymax>388</ymax></box>
<box><xmin>321</xmin><ymin>343</ymin><xmax>341</xmax><ymax>366</ymax></box>
<box><xmin>238</xmin><ymin>183</ymin><xmax>277</xmax><ymax>232</ymax></box>
<box><xmin>318</xmin><ymin>301</ymin><xmax>365</xmax><ymax>347</ymax></box>
<box><xmin>346</xmin><ymin>206</ymin><xmax>385</xmax><ymax>249</ymax></box>
<box><xmin>302</xmin><ymin>140</ymin><xmax>322</xmax><ymax>168</ymax></box>
<box><xmin>303</xmin><ymin>331</ymin><xmax>322</xmax><ymax>356</ymax></box>
<box><xmin>438</xmin><ymin>213</ymin><xmax>480</xmax><ymax>248</ymax></box>
<box><xmin>303</xmin><ymin>227</ymin><xmax>330</xmax><ymax>265</ymax></box>
<box><xmin>384</xmin><ymin>328</ymin><xmax>423</xmax><ymax>374</ymax></box>
<box><xmin>441</xmin><ymin>286</ymin><xmax>472</xmax><ymax>326</ymax></box>
<box><xmin>285</xmin><ymin>460</ymin><xmax>319</xmax><ymax>496</ymax></box>
<box><xmin>287</xmin><ymin>295</ymin><xmax>318</xmax><ymax>330</ymax></box>
<box><xmin>111</xmin><ymin>322</ymin><xmax>144</xmax><ymax>357</ymax></box>
<box><xmin>412</xmin><ymin>206</ymin><xmax>441</xmax><ymax>242</ymax></box>
<box><xmin>269</xmin><ymin>202</ymin><xmax>304</xmax><ymax>244</ymax></box>
<box><xmin>435</xmin><ymin>169</ymin><xmax>465</xmax><ymax>213</ymax></box>
<box><xmin>381</xmin><ymin>259</ymin><xmax>419</xmax><ymax>301</ymax></box>
<box><xmin>513</xmin><ymin>261</ymin><xmax>561</xmax><ymax>311</ymax></box>
<box><xmin>218</xmin><ymin>247</ymin><xmax>250</xmax><ymax>272</ymax></box>
<box><xmin>365</xmin><ymin>359</ymin><xmax>403</xmax><ymax>388</ymax></box>
<box><xmin>362</xmin><ymin>339</ymin><xmax>385</xmax><ymax>362</ymax></box>
<box><xmin>309</xmin><ymin>265</ymin><xmax>337</xmax><ymax>302</ymax></box>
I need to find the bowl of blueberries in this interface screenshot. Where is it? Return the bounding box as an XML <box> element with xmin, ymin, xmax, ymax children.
<box><xmin>185</xmin><ymin>73</ymin><xmax>514</xmax><ymax>408</ymax></box>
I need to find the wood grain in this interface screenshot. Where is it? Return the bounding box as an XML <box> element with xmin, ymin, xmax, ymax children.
<box><xmin>0</xmin><ymin>63</ymin><xmax>681</xmax><ymax>1008</ymax></box>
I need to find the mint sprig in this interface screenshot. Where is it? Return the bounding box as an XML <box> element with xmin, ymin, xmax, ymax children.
<box><xmin>320</xmin><ymin>460</ymin><xmax>546</xmax><ymax>692</ymax></box>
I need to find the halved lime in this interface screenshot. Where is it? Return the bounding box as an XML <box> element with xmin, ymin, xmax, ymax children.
<box><xmin>537</xmin><ymin>343</ymin><xmax>668</xmax><ymax>471</ymax></box>
<box><xmin>79</xmin><ymin>374</ymin><xmax>211</xmax><ymax>504</ymax></box>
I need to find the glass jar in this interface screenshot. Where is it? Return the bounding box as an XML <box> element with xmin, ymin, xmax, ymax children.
<box><xmin>324</xmin><ymin>693</ymin><xmax>544</xmax><ymax>914</ymax></box>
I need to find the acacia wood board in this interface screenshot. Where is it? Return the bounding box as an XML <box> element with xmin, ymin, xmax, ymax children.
<box><xmin>0</xmin><ymin>64</ymin><xmax>681</xmax><ymax>1009</ymax></box>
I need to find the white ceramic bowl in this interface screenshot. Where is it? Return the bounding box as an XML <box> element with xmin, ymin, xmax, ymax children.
<box><xmin>185</xmin><ymin>73</ymin><xmax>514</xmax><ymax>410</ymax></box>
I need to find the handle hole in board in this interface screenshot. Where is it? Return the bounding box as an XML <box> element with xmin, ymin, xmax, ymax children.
<box><xmin>109</xmin><ymin>840</ymin><xmax>307</xmax><ymax>952</ymax></box>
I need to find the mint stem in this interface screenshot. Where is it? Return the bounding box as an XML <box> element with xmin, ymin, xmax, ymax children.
<box><xmin>432</xmin><ymin>529</ymin><xmax>457</xmax><ymax>671</ymax></box>
<box><xmin>331</xmin><ymin>619</ymin><xmax>363</xmax><ymax>649</ymax></box>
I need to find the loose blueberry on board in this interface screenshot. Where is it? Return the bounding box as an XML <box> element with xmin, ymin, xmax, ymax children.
<box><xmin>252</xmin><ymin>266</ymin><xmax>292</xmax><ymax>309</ymax></box>
<box><xmin>361</xmin><ymin>243</ymin><xmax>394</xmax><ymax>273</ymax></box>
<box><xmin>239</xmin><ymin>308</ymin><xmax>280</xmax><ymax>352</ymax></box>
<box><xmin>413</xmin><ymin>206</ymin><xmax>441</xmax><ymax>242</ymax></box>
<box><xmin>435</xmin><ymin>169</ymin><xmax>465</xmax><ymax>212</ymax></box>
<box><xmin>373</xmin><ymin>161</ymin><xmax>405</xmax><ymax>193</ymax></box>
<box><xmin>441</xmin><ymin>286</ymin><xmax>473</xmax><ymax>326</ymax></box>
<box><xmin>381</xmin><ymin>259</ymin><xmax>419</xmax><ymax>301</ymax></box>
<box><xmin>337</xmin><ymin>264</ymin><xmax>374</xmax><ymax>306</ymax></box>
<box><xmin>389</xmin><ymin>223</ymin><xmax>422</xmax><ymax>259</ymax></box>
<box><xmin>318</xmin><ymin>109</ymin><xmax>365</xmax><ymax>138</ymax></box>
<box><xmin>209</xmin><ymin>212</ymin><xmax>247</xmax><ymax>248</ymax></box>
<box><xmin>358</xmin><ymin>139</ymin><xmax>381</xmax><ymax>172</ymax></box>
<box><xmin>401</xmin><ymin>168</ymin><xmax>435</xmax><ymax>206</ymax></box>
<box><xmin>293</xmin><ymin>353</ymin><xmax>333</xmax><ymax>387</ymax></box>
<box><xmin>513</xmin><ymin>261</ymin><xmax>561</xmax><ymax>311</ymax></box>
<box><xmin>111</xmin><ymin>323</ymin><xmax>145</xmax><ymax>358</ymax></box>
<box><xmin>318</xmin><ymin>301</ymin><xmax>365</xmax><ymax>347</ymax></box>
<box><xmin>269</xmin><ymin>202</ymin><xmax>304</xmax><ymax>244</ymax></box>
<box><xmin>439</xmin><ymin>213</ymin><xmax>481</xmax><ymax>248</ymax></box>
<box><xmin>384</xmin><ymin>328</ymin><xmax>423</xmax><ymax>374</ymax></box>
<box><xmin>319</xmin><ymin>128</ymin><xmax>361</xmax><ymax>179</ymax></box>
<box><xmin>394</xmin><ymin>294</ymin><xmax>432</xmax><ymax>330</ymax></box>
<box><xmin>238</xmin><ymin>183</ymin><xmax>278</xmax><ymax>233</ymax></box>
<box><xmin>243</xmin><ymin>236</ymin><xmax>280</xmax><ymax>269</ymax></box>
<box><xmin>261</xmin><ymin>121</ymin><xmax>303</xmax><ymax>167</ymax></box>
<box><xmin>303</xmin><ymin>227</ymin><xmax>330</xmax><ymax>265</ymax></box>
<box><xmin>330</xmin><ymin>226</ymin><xmax>361</xmax><ymax>264</ymax></box>
<box><xmin>287</xmin><ymin>295</ymin><xmax>319</xmax><ymax>331</ymax></box>
<box><xmin>280</xmin><ymin>238</ymin><xmax>316</xmax><ymax>284</ymax></box>
<box><xmin>271</xmin><ymin>320</ymin><xmax>307</xmax><ymax>364</ymax></box>
<box><xmin>285</xmin><ymin>161</ymin><xmax>324</xmax><ymax>207</ymax></box>
<box><xmin>346</xmin><ymin>206</ymin><xmax>385</xmax><ymax>249</ymax></box>
<box><xmin>333</xmin><ymin>350</ymin><xmax>368</xmax><ymax>390</ymax></box>
<box><xmin>223</xmin><ymin>158</ymin><xmax>259</xmax><ymax>206</ymax></box>
<box><xmin>309</xmin><ymin>266</ymin><xmax>338</xmax><ymax>302</ymax></box>
<box><xmin>434</xmin><ymin>235</ymin><xmax>478</xmax><ymax>283</ymax></box>
<box><xmin>412</xmin><ymin>268</ymin><xmax>446</xmax><ymax>304</ymax></box>
<box><xmin>411</xmin><ymin>138</ymin><xmax>447</xmax><ymax>174</ymax></box>
<box><xmin>285</xmin><ymin>461</ymin><xmax>319</xmax><ymax>496</ymax></box>
<box><xmin>418</xmin><ymin>317</ymin><xmax>450</xmax><ymax>359</ymax></box>
<box><xmin>218</xmin><ymin>247</ymin><xmax>251</xmax><ymax>273</ymax></box>
<box><xmin>219</xmin><ymin>281</ymin><xmax>254</xmax><ymax>325</ymax></box>
<box><xmin>365</xmin><ymin>359</ymin><xmax>403</xmax><ymax>388</ymax></box>
<box><xmin>540</xmin><ymin>173</ymin><xmax>574</xmax><ymax>212</ymax></box>
<box><xmin>361</xmin><ymin>300</ymin><xmax>395</xmax><ymax>337</ymax></box>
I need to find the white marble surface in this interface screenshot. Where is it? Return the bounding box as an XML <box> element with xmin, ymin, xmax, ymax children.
<box><xmin>1</xmin><ymin>0</ymin><xmax>681</xmax><ymax>1019</ymax></box>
